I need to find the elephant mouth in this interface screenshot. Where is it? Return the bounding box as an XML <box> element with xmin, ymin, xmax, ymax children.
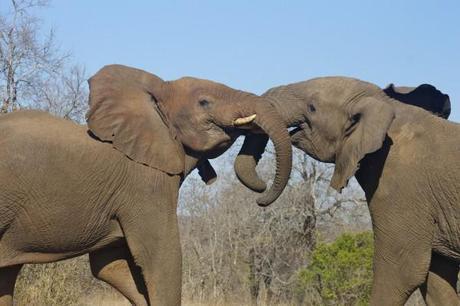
<box><xmin>289</xmin><ymin>121</ymin><xmax>310</xmax><ymax>139</ymax></box>
<box><xmin>190</xmin><ymin>122</ymin><xmax>254</xmax><ymax>158</ymax></box>
<box><xmin>290</xmin><ymin>128</ymin><xmax>333</xmax><ymax>163</ymax></box>
<box><xmin>289</xmin><ymin>126</ymin><xmax>302</xmax><ymax>137</ymax></box>
<box><xmin>192</xmin><ymin>126</ymin><xmax>241</xmax><ymax>159</ymax></box>
<box><xmin>288</xmin><ymin>118</ymin><xmax>311</xmax><ymax>137</ymax></box>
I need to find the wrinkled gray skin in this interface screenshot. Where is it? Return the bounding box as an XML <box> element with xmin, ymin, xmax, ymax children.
<box><xmin>235</xmin><ymin>77</ymin><xmax>459</xmax><ymax>306</ymax></box>
<box><xmin>0</xmin><ymin>65</ymin><xmax>292</xmax><ymax>306</ymax></box>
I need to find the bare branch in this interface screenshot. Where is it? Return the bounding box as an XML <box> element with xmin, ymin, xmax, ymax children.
<box><xmin>0</xmin><ymin>0</ymin><xmax>86</xmax><ymax>120</ymax></box>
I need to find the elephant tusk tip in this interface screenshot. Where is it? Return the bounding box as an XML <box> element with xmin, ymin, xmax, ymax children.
<box><xmin>233</xmin><ymin>114</ymin><xmax>256</xmax><ymax>126</ymax></box>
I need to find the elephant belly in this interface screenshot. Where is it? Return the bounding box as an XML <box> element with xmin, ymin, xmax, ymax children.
<box><xmin>432</xmin><ymin>226</ymin><xmax>460</xmax><ymax>262</ymax></box>
<box><xmin>431</xmin><ymin>185</ymin><xmax>460</xmax><ymax>262</ymax></box>
<box><xmin>0</xmin><ymin>214</ymin><xmax>125</xmax><ymax>266</ymax></box>
<box><xmin>432</xmin><ymin>204</ymin><xmax>460</xmax><ymax>261</ymax></box>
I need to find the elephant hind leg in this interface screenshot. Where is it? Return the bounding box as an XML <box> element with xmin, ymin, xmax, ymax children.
<box><xmin>420</xmin><ymin>252</ymin><xmax>460</xmax><ymax>306</ymax></box>
<box><xmin>0</xmin><ymin>265</ymin><xmax>22</xmax><ymax>306</ymax></box>
<box><xmin>89</xmin><ymin>245</ymin><xmax>148</xmax><ymax>306</ymax></box>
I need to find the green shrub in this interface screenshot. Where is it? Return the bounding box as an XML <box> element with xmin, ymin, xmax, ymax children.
<box><xmin>298</xmin><ymin>232</ymin><xmax>373</xmax><ymax>305</ymax></box>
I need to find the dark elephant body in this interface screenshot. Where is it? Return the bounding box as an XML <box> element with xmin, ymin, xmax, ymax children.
<box><xmin>383</xmin><ymin>83</ymin><xmax>451</xmax><ymax>119</ymax></box>
<box><xmin>235</xmin><ymin>77</ymin><xmax>460</xmax><ymax>305</ymax></box>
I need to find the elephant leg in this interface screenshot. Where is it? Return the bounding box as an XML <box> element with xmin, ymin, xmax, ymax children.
<box><xmin>89</xmin><ymin>245</ymin><xmax>148</xmax><ymax>306</ymax></box>
<box><xmin>0</xmin><ymin>265</ymin><xmax>22</xmax><ymax>306</ymax></box>
<box><xmin>118</xmin><ymin>201</ymin><xmax>182</xmax><ymax>306</ymax></box>
<box><xmin>369</xmin><ymin>211</ymin><xmax>433</xmax><ymax>305</ymax></box>
<box><xmin>420</xmin><ymin>252</ymin><xmax>460</xmax><ymax>306</ymax></box>
<box><xmin>370</xmin><ymin>242</ymin><xmax>431</xmax><ymax>305</ymax></box>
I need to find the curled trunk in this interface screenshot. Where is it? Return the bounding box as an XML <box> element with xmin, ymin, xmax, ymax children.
<box><xmin>236</xmin><ymin>100</ymin><xmax>292</xmax><ymax>206</ymax></box>
<box><xmin>234</xmin><ymin>134</ymin><xmax>268</xmax><ymax>192</ymax></box>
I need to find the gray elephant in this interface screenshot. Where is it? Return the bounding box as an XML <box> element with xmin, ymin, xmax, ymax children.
<box><xmin>234</xmin><ymin>77</ymin><xmax>458</xmax><ymax>306</ymax></box>
<box><xmin>0</xmin><ymin>65</ymin><xmax>292</xmax><ymax>306</ymax></box>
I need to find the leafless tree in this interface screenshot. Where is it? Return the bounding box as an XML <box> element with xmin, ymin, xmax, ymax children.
<box><xmin>0</xmin><ymin>0</ymin><xmax>88</xmax><ymax>121</ymax></box>
<box><xmin>32</xmin><ymin>64</ymin><xmax>88</xmax><ymax>122</ymax></box>
<box><xmin>179</xmin><ymin>144</ymin><xmax>370</xmax><ymax>305</ymax></box>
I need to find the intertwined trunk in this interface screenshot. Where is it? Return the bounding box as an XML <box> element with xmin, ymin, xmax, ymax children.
<box><xmin>239</xmin><ymin>98</ymin><xmax>292</xmax><ymax>206</ymax></box>
<box><xmin>234</xmin><ymin>94</ymin><xmax>294</xmax><ymax>204</ymax></box>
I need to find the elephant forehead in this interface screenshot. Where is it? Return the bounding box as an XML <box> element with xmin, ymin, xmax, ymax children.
<box><xmin>174</xmin><ymin>77</ymin><xmax>236</xmax><ymax>96</ymax></box>
<box><xmin>304</xmin><ymin>77</ymin><xmax>380</xmax><ymax>99</ymax></box>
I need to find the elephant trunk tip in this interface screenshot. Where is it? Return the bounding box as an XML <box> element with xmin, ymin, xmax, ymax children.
<box><xmin>234</xmin><ymin>155</ymin><xmax>267</xmax><ymax>193</ymax></box>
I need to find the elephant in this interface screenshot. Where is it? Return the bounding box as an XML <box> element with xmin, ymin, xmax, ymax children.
<box><xmin>383</xmin><ymin>83</ymin><xmax>451</xmax><ymax>119</ymax></box>
<box><xmin>0</xmin><ymin>64</ymin><xmax>293</xmax><ymax>306</ymax></box>
<box><xmin>233</xmin><ymin>77</ymin><xmax>459</xmax><ymax>305</ymax></box>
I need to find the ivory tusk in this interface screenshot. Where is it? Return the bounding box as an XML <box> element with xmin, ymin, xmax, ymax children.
<box><xmin>233</xmin><ymin>114</ymin><xmax>256</xmax><ymax>126</ymax></box>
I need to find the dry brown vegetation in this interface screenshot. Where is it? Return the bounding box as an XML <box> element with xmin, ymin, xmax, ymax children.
<box><xmin>15</xmin><ymin>257</ymin><xmax>110</xmax><ymax>306</ymax></box>
<box><xmin>179</xmin><ymin>147</ymin><xmax>369</xmax><ymax>305</ymax></box>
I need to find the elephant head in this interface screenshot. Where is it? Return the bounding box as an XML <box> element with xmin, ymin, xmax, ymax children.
<box><xmin>86</xmin><ymin>64</ymin><xmax>292</xmax><ymax>206</ymax></box>
<box><xmin>234</xmin><ymin>76</ymin><xmax>451</xmax><ymax>196</ymax></box>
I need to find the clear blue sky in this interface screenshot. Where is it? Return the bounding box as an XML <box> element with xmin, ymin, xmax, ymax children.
<box><xmin>41</xmin><ymin>0</ymin><xmax>459</xmax><ymax>121</ymax></box>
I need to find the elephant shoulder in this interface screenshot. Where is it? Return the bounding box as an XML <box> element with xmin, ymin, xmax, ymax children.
<box><xmin>0</xmin><ymin>110</ymin><xmax>98</xmax><ymax>155</ymax></box>
<box><xmin>1</xmin><ymin>110</ymin><xmax>81</xmax><ymax>138</ymax></box>
<box><xmin>0</xmin><ymin>110</ymin><xmax>125</xmax><ymax>174</ymax></box>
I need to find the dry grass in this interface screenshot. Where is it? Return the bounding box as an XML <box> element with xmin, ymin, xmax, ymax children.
<box><xmin>15</xmin><ymin>256</ymin><xmax>115</xmax><ymax>306</ymax></box>
<box><xmin>405</xmin><ymin>290</ymin><xmax>425</xmax><ymax>306</ymax></box>
<box><xmin>79</xmin><ymin>293</ymin><xmax>131</xmax><ymax>306</ymax></box>
<box><xmin>11</xmin><ymin>254</ymin><xmax>429</xmax><ymax>306</ymax></box>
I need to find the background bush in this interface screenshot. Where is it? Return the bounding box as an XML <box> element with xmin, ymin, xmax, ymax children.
<box><xmin>297</xmin><ymin>232</ymin><xmax>373</xmax><ymax>305</ymax></box>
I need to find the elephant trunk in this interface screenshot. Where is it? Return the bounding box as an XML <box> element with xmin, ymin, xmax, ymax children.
<box><xmin>235</xmin><ymin>98</ymin><xmax>292</xmax><ymax>206</ymax></box>
<box><xmin>234</xmin><ymin>133</ymin><xmax>269</xmax><ymax>192</ymax></box>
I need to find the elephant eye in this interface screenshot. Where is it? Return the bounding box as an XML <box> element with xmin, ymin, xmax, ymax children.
<box><xmin>199</xmin><ymin>99</ymin><xmax>211</xmax><ymax>108</ymax></box>
<box><xmin>308</xmin><ymin>104</ymin><xmax>316</xmax><ymax>113</ymax></box>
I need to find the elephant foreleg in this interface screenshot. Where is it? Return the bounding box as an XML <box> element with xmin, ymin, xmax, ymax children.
<box><xmin>369</xmin><ymin>208</ymin><xmax>433</xmax><ymax>305</ymax></box>
<box><xmin>0</xmin><ymin>265</ymin><xmax>22</xmax><ymax>306</ymax></box>
<box><xmin>371</xmin><ymin>242</ymin><xmax>431</xmax><ymax>306</ymax></box>
<box><xmin>420</xmin><ymin>252</ymin><xmax>460</xmax><ymax>306</ymax></box>
<box><xmin>89</xmin><ymin>245</ymin><xmax>148</xmax><ymax>306</ymax></box>
<box><xmin>118</xmin><ymin>200</ymin><xmax>182</xmax><ymax>306</ymax></box>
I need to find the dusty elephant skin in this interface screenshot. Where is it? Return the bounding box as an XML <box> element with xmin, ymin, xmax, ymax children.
<box><xmin>0</xmin><ymin>65</ymin><xmax>292</xmax><ymax>306</ymax></box>
<box><xmin>235</xmin><ymin>77</ymin><xmax>459</xmax><ymax>306</ymax></box>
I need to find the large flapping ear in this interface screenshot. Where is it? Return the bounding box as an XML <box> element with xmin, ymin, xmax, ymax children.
<box><xmin>86</xmin><ymin>64</ymin><xmax>184</xmax><ymax>175</ymax></box>
<box><xmin>330</xmin><ymin>97</ymin><xmax>395</xmax><ymax>191</ymax></box>
<box><xmin>383</xmin><ymin>83</ymin><xmax>451</xmax><ymax>119</ymax></box>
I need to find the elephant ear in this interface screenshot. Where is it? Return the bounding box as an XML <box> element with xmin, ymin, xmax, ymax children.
<box><xmin>86</xmin><ymin>64</ymin><xmax>184</xmax><ymax>175</ymax></box>
<box><xmin>383</xmin><ymin>83</ymin><xmax>451</xmax><ymax>119</ymax></box>
<box><xmin>330</xmin><ymin>97</ymin><xmax>395</xmax><ymax>191</ymax></box>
